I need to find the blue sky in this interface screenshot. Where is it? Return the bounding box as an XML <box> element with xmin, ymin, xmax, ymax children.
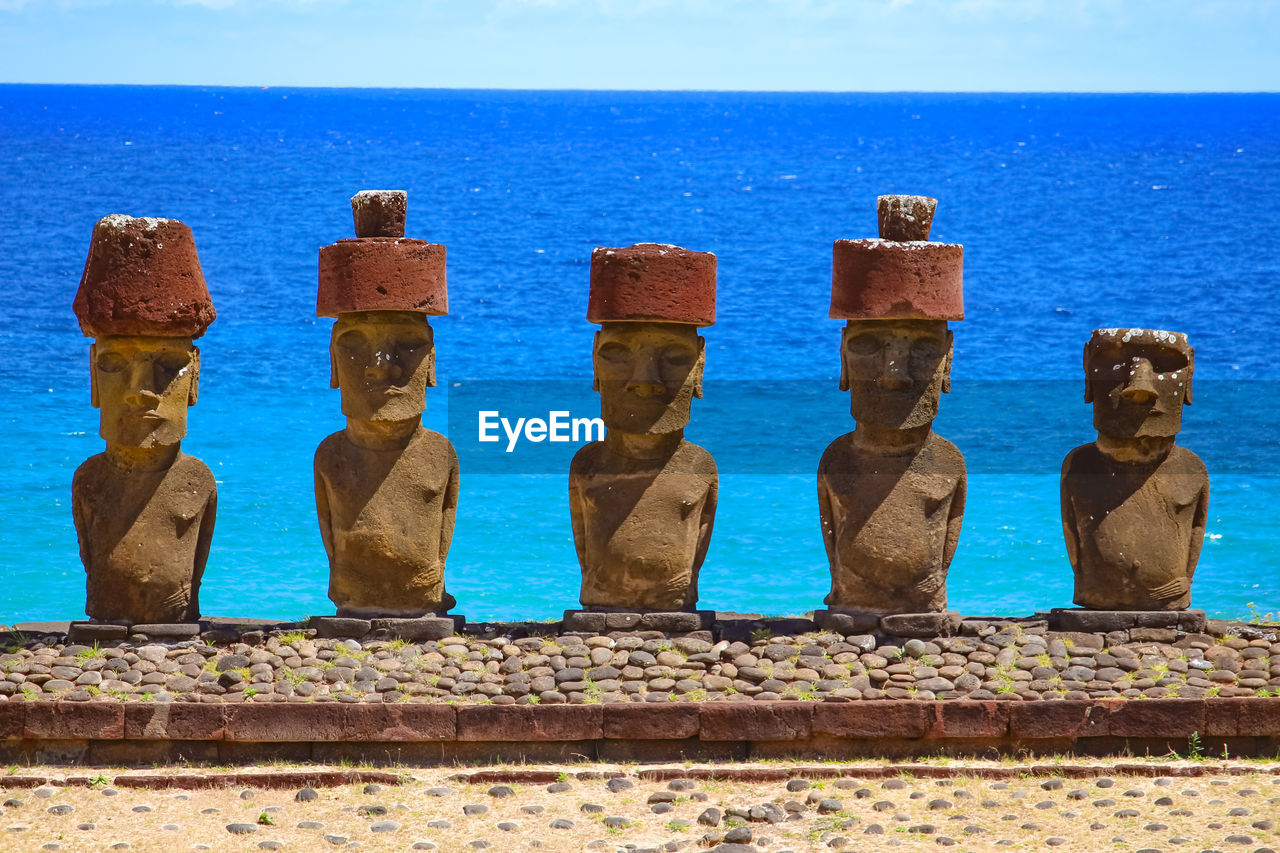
<box><xmin>1</xmin><ymin>0</ymin><xmax>1276</xmax><ymax>91</ymax></box>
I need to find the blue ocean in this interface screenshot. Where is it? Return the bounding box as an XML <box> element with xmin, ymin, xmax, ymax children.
<box><xmin>2</xmin><ymin>86</ymin><xmax>1278</xmax><ymax>624</ymax></box>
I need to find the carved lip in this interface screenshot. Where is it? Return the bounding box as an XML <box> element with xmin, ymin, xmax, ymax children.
<box><xmin>364</xmin><ymin>384</ymin><xmax>407</xmax><ymax>396</ymax></box>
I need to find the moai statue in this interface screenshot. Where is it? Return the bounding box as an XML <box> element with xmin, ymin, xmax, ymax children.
<box><xmin>71</xmin><ymin>215</ymin><xmax>218</xmax><ymax>624</ymax></box>
<box><xmin>1061</xmin><ymin>329</ymin><xmax>1209</xmax><ymax>613</ymax></box>
<box><xmin>568</xmin><ymin>244</ymin><xmax>718</xmax><ymax>617</ymax></box>
<box><xmin>314</xmin><ymin>191</ymin><xmax>459</xmax><ymax>619</ymax></box>
<box><xmin>817</xmin><ymin>196</ymin><xmax>966</xmax><ymax>632</ymax></box>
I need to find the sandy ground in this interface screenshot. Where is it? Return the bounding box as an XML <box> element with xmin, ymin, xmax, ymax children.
<box><xmin>3</xmin><ymin>760</ymin><xmax>1280</xmax><ymax>852</ymax></box>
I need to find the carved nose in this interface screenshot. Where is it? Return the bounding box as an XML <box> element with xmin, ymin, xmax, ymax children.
<box><xmin>125</xmin><ymin>388</ymin><xmax>161</xmax><ymax>410</ymax></box>
<box><xmin>627</xmin><ymin>355</ymin><xmax>665</xmax><ymax>397</ymax></box>
<box><xmin>876</xmin><ymin>346</ymin><xmax>912</xmax><ymax>391</ymax></box>
<box><xmin>1122</xmin><ymin>359</ymin><xmax>1158</xmax><ymax>403</ymax></box>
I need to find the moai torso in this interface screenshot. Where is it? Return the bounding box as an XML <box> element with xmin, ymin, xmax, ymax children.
<box><xmin>70</xmin><ymin>215</ymin><xmax>218</xmax><ymax>624</ymax></box>
<box><xmin>73</xmin><ymin>452</ymin><xmax>215</xmax><ymax>623</ymax></box>
<box><xmin>819</xmin><ymin>196</ymin><xmax>966</xmax><ymax>615</ymax></box>
<box><xmin>571</xmin><ymin>244</ymin><xmax>718</xmax><ymax>612</ymax></box>
<box><xmin>314</xmin><ymin>191</ymin><xmax>457</xmax><ymax>617</ymax></box>
<box><xmin>1061</xmin><ymin>328</ymin><xmax>1209</xmax><ymax>610</ymax></box>
<box><xmin>819</xmin><ymin>431</ymin><xmax>964</xmax><ymax>613</ymax></box>
<box><xmin>570</xmin><ymin>438</ymin><xmax>716</xmax><ymax>611</ymax></box>
<box><xmin>1062</xmin><ymin>443</ymin><xmax>1207</xmax><ymax>610</ymax></box>
<box><xmin>316</xmin><ymin>426</ymin><xmax>458</xmax><ymax>615</ymax></box>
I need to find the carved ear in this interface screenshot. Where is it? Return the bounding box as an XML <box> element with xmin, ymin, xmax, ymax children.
<box><xmin>329</xmin><ymin>343</ymin><xmax>340</xmax><ymax>390</ymax></box>
<box><xmin>942</xmin><ymin>328</ymin><xmax>954</xmax><ymax>395</ymax></box>
<box><xmin>692</xmin><ymin>336</ymin><xmax>706</xmax><ymax>400</ymax></box>
<box><xmin>1082</xmin><ymin>340</ymin><xmax>1094</xmax><ymax>403</ymax></box>
<box><xmin>187</xmin><ymin>347</ymin><xmax>200</xmax><ymax>407</ymax></box>
<box><xmin>89</xmin><ymin>343</ymin><xmax>99</xmax><ymax>409</ymax></box>
<box><xmin>591</xmin><ymin>331</ymin><xmax>601</xmax><ymax>393</ymax></box>
<box><xmin>425</xmin><ymin>345</ymin><xmax>437</xmax><ymax>388</ymax></box>
<box><xmin>1183</xmin><ymin>366</ymin><xmax>1193</xmax><ymax>406</ymax></box>
<box><xmin>838</xmin><ymin>326</ymin><xmax>850</xmax><ymax>392</ymax></box>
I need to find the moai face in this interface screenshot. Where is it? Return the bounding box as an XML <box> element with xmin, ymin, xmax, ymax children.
<box><xmin>840</xmin><ymin>319</ymin><xmax>952</xmax><ymax>430</ymax></box>
<box><xmin>331</xmin><ymin>310</ymin><xmax>436</xmax><ymax>423</ymax></box>
<box><xmin>1086</xmin><ymin>329</ymin><xmax>1193</xmax><ymax>439</ymax></box>
<box><xmin>593</xmin><ymin>321</ymin><xmax>705</xmax><ymax>434</ymax></box>
<box><xmin>92</xmin><ymin>335</ymin><xmax>199</xmax><ymax>448</ymax></box>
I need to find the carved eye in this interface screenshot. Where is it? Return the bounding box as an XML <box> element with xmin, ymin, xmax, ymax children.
<box><xmin>597</xmin><ymin>341</ymin><xmax>630</xmax><ymax>363</ymax></box>
<box><xmin>844</xmin><ymin>334</ymin><xmax>880</xmax><ymax>356</ymax></box>
<box><xmin>158</xmin><ymin>352</ymin><xmax>189</xmax><ymax>372</ymax></box>
<box><xmin>661</xmin><ymin>346</ymin><xmax>695</xmax><ymax>370</ymax></box>
<box><xmin>96</xmin><ymin>351</ymin><xmax>127</xmax><ymax>373</ymax></box>
<box><xmin>912</xmin><ymin>337</ymin><xmax>945</xmax><ymax>360</ymax></box>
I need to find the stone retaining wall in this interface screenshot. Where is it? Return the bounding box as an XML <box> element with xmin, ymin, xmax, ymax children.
<box><xmin>2</xmin><ymin>698</ymin><xmax>1279</xmax><ymax>765</ymax></box>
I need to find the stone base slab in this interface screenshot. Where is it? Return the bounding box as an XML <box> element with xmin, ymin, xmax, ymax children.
<box><xmin>562</xmin><ymin>610</ymin><xmax>714</xmax><ymax>634</ymax></box>
<box><xmin>310</xmin><ymin>615</ymin><xmax>463</xmax><ymax>641</ymax></box>
<box><xmin>1047</xmin><ymin>608</ymin><xmax>1208</xmax><ymax>634</ymax></box>
<box><xmin>813</xmin><ymin>610</ymin><xmax>963</xmax><ymax>638</ymax></box>
<box><xmin>3</xmin><ymin>698</ymin><xmax>1280</xmax><ymax>765</ymax></box>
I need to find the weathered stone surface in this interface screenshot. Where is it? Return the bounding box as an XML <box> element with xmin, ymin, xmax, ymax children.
<box><xmin>124</xmin><ymin>703</ymin><xmax>227</xmax><ymax>741</ymax></box>
<box><xmin>700</xmin><ymin>702</ymin><xmax>812</xmax><ymax>741</ymax></box>
<box><xmin>820</xmin><ymin>199</ymin><xmax>965</xmax><ymax>617</ymax></box>
<box><xmin>603</xmin><ymin>704</ymin><xmax>699</xmax><ymax>740</ymax></box>
<box><xmin>572</xmin><ymin>259</ymin><xmax>718</xmax><ymax>612</ymax></box>
<box><xmin>132</xmin><ymin>623</ymin><xmax>200</xmax><ymax>638</ymax></box>
<box><xmin>67</xmin><ymin>623</ymin><xmax>128</xmax><ymax>643</ymax></box>
<box><xmin>456</xmin><ymin>705</ymin><xmax>602</xmax><ymax>742</ymax></box>
<box><xmin>25</xmin><ymin>702</ymin><xmax>124</xmax><ymax>740</ymax></box>
<box><xmin>369</xmin><ymin>617</ymin><xmax>458</xmax><ymax>641</ymax></box>
<box><xmin>73</xmin><ymin>215</ymin><xmax>216</xmax><ymax>339</ymax></box>
<box><xmin>310</xmin><ymin>617</ymin><xmax>371</xmax><ymax>638</ymax></box>
<box><xmin>813</xmin><ymin>609</ymin><xmax>880</xmax><ymax>634</ymax></box>
<box><xmin>351</xmin><ymin>190</ymin><xmax>407</xmax><ymax>239</ymax></box>
<box><xmin>1049</xmin><ymin>609</ymin><xmax>1208</xmax><ymax>633</ymax></box>
<box><xmin>830</xmin><ymin>244</ymin><xmax>963</xmax><ymax>321</ymax></box>
<box><xmin>1062</xmin><ymin>329</ymin><xmax>1208</xmax><ymax>611</ymax></box>
<box><xmin>812</xmin><ymin>702</ymin><xmax>930</xmax><ymax>739</ymax></box>
<box><xmin>73</xmin><ymin>219</ymin><xmax>218</xmax><ymax>627</ymax></box>
<box><xmin>880</xmin><ymin>612</ymin><xmax>963</xmax><ymax>638</ymax></box>
<box><xmin>315</xmin><ymin>194</ymin><xmax>458</xmax><ymax>619</ymax></box>
<box><xmin>877</xmin><ymin>195</ymin><xmax>937</xmax><ymax>242</ymax></box>
<box><xmin>587</xmin><ymin>244</ymin><xmax>716</xmax><ymax>327</ymax></box>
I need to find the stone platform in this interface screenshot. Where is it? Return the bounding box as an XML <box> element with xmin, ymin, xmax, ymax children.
<box><xmin>1</xmin><ymin>612</ymin><xmax>1278</xmax><ymax>764</ymax></box>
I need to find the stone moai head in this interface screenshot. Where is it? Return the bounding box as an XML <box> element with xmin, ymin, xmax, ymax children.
<box><xmin>587</xmin><ymin>244</ymin><xmax>716</xmax><ymax>434</ymax></box>
<box><xmin>1085</xmin><ymin>328</ymin><xmax>1194</xmax><ymax>440</ymax></box>
<box><xmin>831</xmin><ymin>196</ymin><xmax>963</xmax><ymax>430</ymax></box>
<box><xmin>318</xmin><ymin>190</ymin><xmax>447</xmax><ymax>423</ymax></box>
<box><xmin>73</xmin><ymin>215</ymin><xmax>216</xmax><ymax>447</ymax></box>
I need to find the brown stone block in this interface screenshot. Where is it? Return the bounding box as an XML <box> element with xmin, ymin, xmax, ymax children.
<box><xmin>1009</xmin><ymin>700</ymin><xmax>1108</xmax><ymax>739</ymax></box>
<box><xmin>932</xmin><ymin>701</ymin><xmax>1010</xmax><ymax>738</ymax></box>
<box><xmin>0</xmin><ymin>702</ymin><xmax>23</xmax><ymax>739</ymax></box>
<box><xmin>603</xmin><ymin>703</ymin><xmax>699</xmax><ymax>740</ymax></box>
<box><xmin>830</xmin><ymin>240</ymin><xmax>963</xmax><ymax>321</ymax></box>
<box><xmin>812</xmin><ymin>700</ymin><xmax>930</xmax><ymax>739</ymax></box>
<box><xmin>341</xmin><ymin>704</ymin><xmax>455</xmax><ymax>741</ymax></box>
<box><xmin>224</xmin><ymin>703</ymin><xmax>350</xmax><ymax>742</ymax></box>
<box><xmin>455</xmin><ymin>705</ymin><xmax>603</xmax><ymax>742</ymax></box>
<box><xmin>74</xmin><ymin>215</ymin><xmax>216</xmax><ymax>338</ymax></box>
<box><xmin>1104</xmin><ymin>699</ymin><xmax>1204</xmax><ymax>738</ymax></box>
<box><xmin>598</xmin><ymin>738</ymin><xmax>746</xmax><ymax>763</ymax></box>
<box><xmin>699</xmin><ymin>701</ymin><xmax>812</xmax><ymax>741</ymax></box>
<box><xmin>24</xmin><ymin>702</ymin><xmax>124</xmax><ymax>740</ymax></box>
<box><xmin>1210</xmin><ymin>698</ymin><xmax>1280</xmax><ymax>737</ymax></box>
<box><xmin>317</xmin><ymin>239</ymin><xmax>447</xmax><ymax>317</ymax></box>
<box><xmin>588</xmin><ymin>244</ymin><xmax>716</xmax><ymax>326</ymax></box>
<box><xmin>124</xmin><ymin>703</ymin><xmax>226</xmax><ymax>740</ymax></box>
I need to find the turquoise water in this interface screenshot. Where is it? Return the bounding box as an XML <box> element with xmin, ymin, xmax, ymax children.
<box><xmin>2</xmin><ymin>87</ymin><xmax>1278</xmax><ymax>622</ymax></box>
